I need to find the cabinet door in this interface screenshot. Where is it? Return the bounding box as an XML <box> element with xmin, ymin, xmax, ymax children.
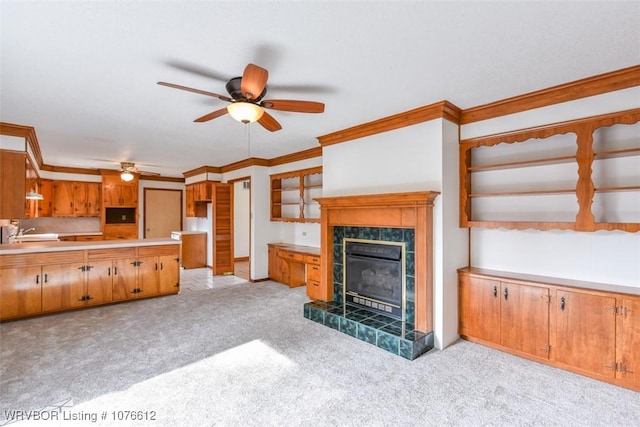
<box><xmin>85</xmin><ymin>260</ymin><xmax>114</xmax><ymax>306</ymax></box>
<box><xmin>42</xmin><ymin>263</ymin><xmax>85</xmax><ymax>311</ymax></box>
<box><xmin>618</xmin><ymin>298</ymin><xmax>640</xmax><ymax>389</ymax></box>
<box><xmin>136</xmin><ymin>256</ymin><xmax>160</xmax><ymax>297</ymax></box>
<box><xmin>0</xmin><ymin>150</ymin><xmax>26</xmax><ymax>219</ymax></box>
<box><xmin>553</xmin><ymin>290</ymin><xmax>617</xmax><ymax>379</ymax></box>
<box><xmin>75</xmin><ymin>182</ymin><xmax>101</xmax><ymax>216</ymax></box>
<box><xmin>73</xmin><ymin>182</ymin><xmax>88</xmax><ymax>215</ymax></box>
<box><xmin>119</xmin><ymin>185</ymin><xmax>136</xmax><ymax>206</ymax></box>
<box><xmin>0</xmin><ymin>266</ymin><xmax>42</xmax><ymax>320</ymax></box>
<box><xmin>500</xmin><ymin>281</ymin><xmax>550</xmax><ymax>358</ymax></box>
<box><xmin>38</xmin><ymin>179</ymin><xmax>54</xmax><ymax>217</ymax></box>
<box><xmin>112</xmin><ymin>258</ymin><xmax>138</xmax><ymax>301</ymax></box>
<box><xmin>158</xmin><ymin>254</ymin><xmax>180</xmax><ymax>294</ymax></box>
<box><xmin>458</xmin><ymin>275</ymin><xmax>501</xmax><ymax>344</ymax></box>
<box><xmin>53</xmin><ymin>181</ymin><xmax>75</xmax><ymax>216</ymax></box>
<box><xmin>185</xmin><ymin>184</ymin><xmax>195</xmax><ymax>217</ymax></box>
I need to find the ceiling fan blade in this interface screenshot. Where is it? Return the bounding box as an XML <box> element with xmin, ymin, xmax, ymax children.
<box><xmin>261</xmin><ymin>99</ymin><xmax>325</xmax><ymax>113</ymax></box>
<box><xmin>257</xmin><ymin>111</ymin><xmax>282</xmax><ymax>132</ymax></box>
<box><xmin>194</xmin><ymin>107</ymin><xmax>229</xmax><ymax>123</ymax></box>
<box><xmin>241</xmin><ymin>64</ymin><xmax>268</xmax><ymax>100</ymax></box>
<box><xmin>157</xmin><ymin>81</ymin><xmax>232</xmax><ymax>102</ymax></box>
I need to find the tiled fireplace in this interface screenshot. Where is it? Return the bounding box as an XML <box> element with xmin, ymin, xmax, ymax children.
<box><xmin>303</xmin><ymin>192</ymin><xmax>439</xmax><ymax>360</ymax></box>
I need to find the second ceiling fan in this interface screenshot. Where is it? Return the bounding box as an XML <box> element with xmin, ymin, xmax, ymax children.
<box><xmin>158</xmin><ymin>63</ymin><xmax>324</xmax><ymax>132</ymax></box>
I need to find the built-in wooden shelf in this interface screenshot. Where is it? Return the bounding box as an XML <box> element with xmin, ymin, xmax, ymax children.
<box><xmin>460</xmin><ymin>108</ymin><xmax>640</xmax><ymax>232</ymax></box>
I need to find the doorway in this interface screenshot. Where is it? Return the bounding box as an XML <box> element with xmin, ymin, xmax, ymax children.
<box><xmin>232</xmin><ymin>178</ymin><xmax>251</xmax><ymax>280</ymax></box>
<box><xmin>144</xmin><ymin>188</ymin><xmax>182</xmax><ymax>238</ymax></box>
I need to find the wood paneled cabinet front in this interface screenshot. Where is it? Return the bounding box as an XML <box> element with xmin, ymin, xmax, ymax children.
<box><xmin>52</xmin><ymin>181</ymin><xmax>101</xmax><ymax>217</ymax></box>
<box><xmin>102</xmin><ymin>174</ymin><xmax>138</xmax><ymax>207</ymax></box>
<box><xmin>185</xmin><ymin>182</ymin><xmax>210</xmax><ymax>218</ymax></box>
<box><xmin>0</xmin><ymin>150</ymin><xmax>26</xmax><ymax>219</ymax></box>
<box><xmin>458</xmin><ymin>268</ymin><xmax>640</xmax><ymax>392</ymax></box>
<box><xmin>458</xmin><ymin>274</ymin><xmax>549</xmax><ymax>359</ymax></box>
<box><xmin>0</xmin><ymin>244</ymin><xmax>180</xmax><ymax>321</ymax></box>
<box><xmin>111</xmin><ymin>246</ymin><xmax>180</xmax><ymax>301</ymax></box>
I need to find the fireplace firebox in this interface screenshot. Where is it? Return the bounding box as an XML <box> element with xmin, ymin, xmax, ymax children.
<box><xmin>344</xmin><ymin>239</ymin><xmax>405</xmax><ymax>320</ymax></box>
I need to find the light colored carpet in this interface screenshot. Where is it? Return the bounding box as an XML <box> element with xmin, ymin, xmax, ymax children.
<box><xmin>1</xmin><ymin>276</ymin><xmax>638</xmax><ymax>427</ymax></box>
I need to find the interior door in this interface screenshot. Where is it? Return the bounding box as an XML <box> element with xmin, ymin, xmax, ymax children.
<box><xmin>212</xmin><ymin>183</ymin><xmax>233</xmax><ymax>275</ymax></box>
<box><xmin>144</xmin><ymin>188</ymin><xmax>182</xmax><ymax>238</ymax></box>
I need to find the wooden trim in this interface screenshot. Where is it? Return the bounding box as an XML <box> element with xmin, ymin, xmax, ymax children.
<box><xmin>460</xmin><ymin>108</ymin><xmax>640</xmax><ymax>148</ymax></box>
<box><xmin>40</xmin><ymin>164</ymin><xmax>102</xmax><ymax>175</ymax></box>
<box><xmin>234</xmin><ymin>256</ymin><xmax>249</xmax><ymax>262</ymax></box>
<box><xmin>461</xmin><ymin>65</ymin><xmax>640</xmax><ymax>124</ymax></box>
<box><xmin>139</xmin><ymin>175</ymin><xmax>184</xmax><ymax>183</ymax></box>
<box><xmin>317</xmin><ymin>101</ymin><xmax>462</xmax><ymax>147</ymax></box>
<box><xmin>220</xmin><ymin>157</ymin><xmax>270</xmax><ymax>173</ymax></box>
<box><xmin>268</xmin><ymin>146</ymin><xmax>322</xmax><ymax>166</ymax></box>
<box><xmin>183</xmin><ymin>165</ymin><xmax>222</xmax><ymax>178</ymax></box>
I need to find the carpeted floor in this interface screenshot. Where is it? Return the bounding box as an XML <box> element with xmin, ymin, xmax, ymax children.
<box><xmin>1</xmin><ymin>270</ymin><xmax>638</xmax><ymax>426</ymax></box>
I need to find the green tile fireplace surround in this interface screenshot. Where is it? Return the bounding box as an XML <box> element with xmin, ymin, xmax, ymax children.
<box><xmin>303</xmin><ymin>226</ymin><xmax>434</xmax><ymax>360</ymax></box>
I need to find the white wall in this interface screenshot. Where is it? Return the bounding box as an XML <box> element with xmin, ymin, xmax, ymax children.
<box><xmin>463</xmin><ymin>88</ymin><xmax>640</xmax><ymax>287</ymax></box>
<box><xmin>323</xmin><ymin>119</ymin><xmax>469</xmax><ymax>350</ymax></box>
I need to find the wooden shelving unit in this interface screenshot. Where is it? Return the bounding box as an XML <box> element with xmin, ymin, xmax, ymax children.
<box><xmin>270</xmin><ymin>166</ymin><xmax>322</xmax><ymax>223</ymax></box>
<box><xmin>460</xmin><ymin>108</ymin><xmax>640</xmax><ymax>232</ymax></box>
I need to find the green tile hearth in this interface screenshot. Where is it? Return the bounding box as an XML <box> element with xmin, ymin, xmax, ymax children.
<box><xmin>303</xmin><ymin>301</ymin><xmax>433</xmax><ymax>360</ymax></box>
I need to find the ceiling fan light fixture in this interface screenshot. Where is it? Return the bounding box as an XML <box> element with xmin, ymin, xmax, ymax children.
<box><xmin>120</xmin><ymin>171</ymin><xmax>135</xmax><ymax>182</ymax></box>
<box><xmin>227</xmin><ymin>102</ymin><xmax>264</xmax><ymax>123</ymax></box>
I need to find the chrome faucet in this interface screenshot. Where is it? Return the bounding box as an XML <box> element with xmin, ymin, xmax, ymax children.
<box><xmin>18</xmin><ymin>228</ymin><xmax>36</xmax><ymax>236</ymax></box>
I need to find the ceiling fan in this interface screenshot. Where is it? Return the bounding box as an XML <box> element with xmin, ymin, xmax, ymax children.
<box><xmin>157</xmin><ymin>63</ymin><xmax>325</xmax><ymax>132</ymax></box>
<box><xmin>119</xmin><ymin>161</ymin><xmax>160</xmax><ymax>181</ymax></box>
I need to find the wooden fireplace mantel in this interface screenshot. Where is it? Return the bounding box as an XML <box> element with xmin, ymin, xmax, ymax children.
<box><xmin>316</xmin><ymin>191</ymin><xmax>440</xmax><ymax>333</ymax></box>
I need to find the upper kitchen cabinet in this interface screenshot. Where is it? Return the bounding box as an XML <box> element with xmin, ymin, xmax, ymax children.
<box><xmin>52</xmin><ymin>181</ymin><xmax>101</xmax><ymax>217</ymax></box>
<box><xmin>102</xmin><ymin>173</ymin><xmax>138</xmax><ymax>207</ymax></box>
<box><xmin>0</xmin><ymin>150</ymin><xmax>27</xmax><ymax>219</ymax></box>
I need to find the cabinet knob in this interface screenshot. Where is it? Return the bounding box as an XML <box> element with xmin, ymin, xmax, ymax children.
<box><xmin>493</xmin><ymin>285</ymin><xmax>497</xmax><ymax>298</ymax></box>
<box><xmin>503</xmin><ymin>287</ymin><xmax>509</xmax><ymax>300</ymax></box>
<box><xmin>560</xmin><ymin>296</ymin><xmax>566</xmax><ymax>311</ymax></box>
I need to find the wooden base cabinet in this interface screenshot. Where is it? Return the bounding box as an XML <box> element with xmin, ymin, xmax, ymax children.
<box><xmin>459</xmin><ymin>268</ymin><xmax>640</xmax><ymax>391</ymax></box>
<box><xmin>267</xmin><ymin>243</ymin><xmax>320</xmax><ymax>289</ymax></box>
<box><xmin>112</xmin><ymin>246</ymin><xmax>180</xmax><ymax>301</ymax></box>
<box><xmin>459</xmin><ymin>274</ymin><xmax>549</xmax><ymax>359</ymax></box>
<box><xmin>0</xmin><ymin>266</ymin><xmax>42</xmax><ymax>319</ymax></box>
<box><xmin>1</xmin><ymin>243</ymin><xmax>180</xmax><ymax>321</ymax></box>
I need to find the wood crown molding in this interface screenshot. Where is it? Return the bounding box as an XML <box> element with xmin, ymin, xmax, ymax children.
<box><xmin>317</xmin><ymin>101</ymin><xmax>462</xmax><ymax>147</ymax></box>
<box><xmin>460</xmin><ymin>65</ymin><xmax>640</xmax><ymax>125</ymax></box>
<box><xmin>316</xmin><ymin>191</ymin><xmax>440</xmax><ymax>209</ymax></box>
<box><xmin>183</xmin><ymin>165</ymin><xmax>222</xmax><ymax>178</ymax></box>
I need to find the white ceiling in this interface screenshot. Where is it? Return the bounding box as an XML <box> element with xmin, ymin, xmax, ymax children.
<box><xmin>1</xmin><ymin>1</ymin><xmax>639</xmax><ymax>178</ymax></box>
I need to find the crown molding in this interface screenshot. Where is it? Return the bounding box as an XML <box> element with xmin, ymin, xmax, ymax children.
<box><xmin>220</xmin><ymin>157</ymin><xmax>270</xmax><ymax>173</ymax></box>
<box><xmin>182</xmin><ymin>165</ymin><xmax>222</xmax><ymax>178</ymax></box>
<box><xmin>460</xmin><ymin>65</ymin><xmax>640</xmax><ymax>125</ymax></box>
<box><xmin>317</xmin><ymin>101</ymin><xmax>462</xmax><ymax>147</ymax></box>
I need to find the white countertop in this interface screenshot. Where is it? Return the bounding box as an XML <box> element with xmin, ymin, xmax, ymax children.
<box><xmin>0</xmin><ymin>238</ymin><xmax>179</xmax><ymax>255</ymax></box>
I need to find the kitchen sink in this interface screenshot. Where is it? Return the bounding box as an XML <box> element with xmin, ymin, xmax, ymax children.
<box><xmin>13</xmin><ymin>233</ymin><xmax>60</xmax><ymax>242</ymax></box>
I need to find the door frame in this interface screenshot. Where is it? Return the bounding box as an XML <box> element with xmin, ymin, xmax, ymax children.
<box><xmin>143</xmin><ymin>187</ymin><xmax>183</xmax><ymax>238</ymax></box>
<box><xmin>229</xmin><ymin>176</ymin><xmax>251</xmax><ymax>280</ymax></box>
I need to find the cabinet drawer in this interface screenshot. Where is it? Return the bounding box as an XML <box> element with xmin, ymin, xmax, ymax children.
<box><xmin>305</xmin><ymin>255</ymin><xmax>321</xmax><ymax>265</ymax></box>
<box><xmin>307</xmin><ymin>264</ymin><xmax>321</xmax><ymax>281</ymax></box>
<box><xmin>279</xmin><ymin>251</ymin><xmax>304</xmax><ymax>263</ymax></box>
